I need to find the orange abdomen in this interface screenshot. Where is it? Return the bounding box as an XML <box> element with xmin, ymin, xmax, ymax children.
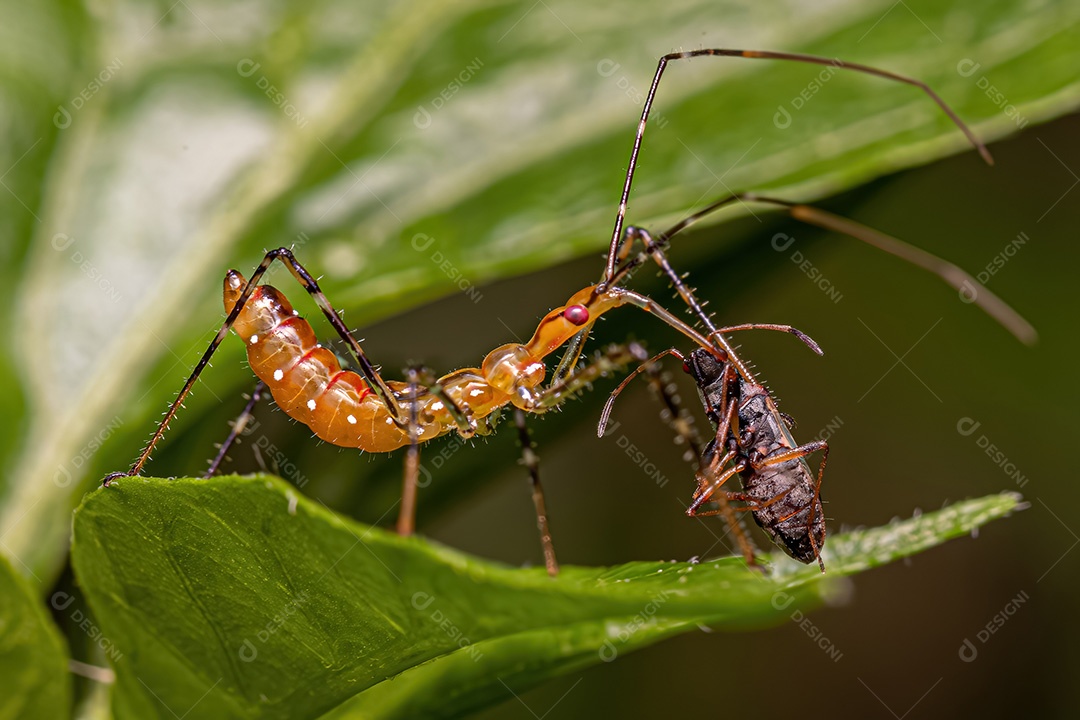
<box><xmin>225</xmin><ymin>273</ymin><xmax>415</xmax><ymax>452</ymax></box>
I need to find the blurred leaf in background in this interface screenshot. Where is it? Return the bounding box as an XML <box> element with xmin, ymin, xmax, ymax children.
<box><xmin>0</xmin><ymin>0</ymin><xmax>1077</xmax><ymax>717</ymax></box>
<box><xmin>0</xmin><ymin>554</ymin><xmax>71</xmax><ymax>719</ymax></box>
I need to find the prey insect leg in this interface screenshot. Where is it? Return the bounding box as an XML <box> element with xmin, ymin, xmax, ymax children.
<box><xmin>749</xmin><ymin>440</ymin><xmax>830</xmax><ymax>572</ymax></box>
<box><xmin>687</xmin><ymin>397</ymin><xmax>741</xmax><ymax>516</ymax></box>
<box><xmin>597</xmin><ymin>348</ymin><xmax>687</xmax><ymax>437</ymax></box>
<box><xmin>642</xmin><ymin>354</ymin><xmax>761</xmax><ymax>568</ymax></box>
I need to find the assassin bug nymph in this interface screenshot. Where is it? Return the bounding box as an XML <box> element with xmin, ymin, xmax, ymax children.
<box><xmin>108</xmin><ymin>48</ymin><xmax>1032</xmax><ymax>577</ymax></box>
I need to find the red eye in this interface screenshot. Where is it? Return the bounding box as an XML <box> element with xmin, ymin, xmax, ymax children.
<box><xmin>682</xmin><ymin>361</ymin><xmax>691</xmax><ymax>374</ymax></box>
<box><xmin>563</xmin><ymin>304</ymin><xmax>590</xmax><ymax>326</ymax></box>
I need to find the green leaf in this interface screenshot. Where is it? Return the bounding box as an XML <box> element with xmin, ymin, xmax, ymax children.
<box><xmin>0</xmin><ymin>554</ymin><xmax>72</xmax><ymax>720</ymax></box>
<box><xmin>3</xmin><ymin>0</ymin><xmax>1077</xmax><ymax>591</ymax></box>
<box><xmin>71</xmin><ymin>475</ymin><xmax>1022</xmax><ymax>720</ymax></box>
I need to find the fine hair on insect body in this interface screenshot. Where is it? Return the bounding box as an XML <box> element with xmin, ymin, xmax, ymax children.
<box><xmin>108</xmin><ymin>47</ymin><xmax>1033</xmax><ymax>577</ymax></box>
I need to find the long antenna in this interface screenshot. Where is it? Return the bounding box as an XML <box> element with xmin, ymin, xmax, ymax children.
<box><xmin>603</xmin><ymin>48</ymin><xmax>994</xmax><ymax>284</ymax></box>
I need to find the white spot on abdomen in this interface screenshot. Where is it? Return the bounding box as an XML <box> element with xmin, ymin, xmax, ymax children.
<box><xmin>307</xmin><ymin>399</ymin><xmax>316</xmax><ymax>411</ymax></box>
<box><xmin>273</xmin><ymin>369</ymin><xmax>284</xmax><ymax>382</ymax></box>
<box><xmin>347</xmin><ymin>414</ymin><xmax>357</xmax><ymax>424</ymax></box>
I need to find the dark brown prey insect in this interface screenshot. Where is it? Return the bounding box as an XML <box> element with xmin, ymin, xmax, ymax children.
<box><xmin>684</xmin><ymin>347</ymin><xmax>827</xmax><ymax>570</ymax></box>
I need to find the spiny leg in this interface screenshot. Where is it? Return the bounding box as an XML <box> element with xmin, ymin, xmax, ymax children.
<box><xmin>687</xmin><ymin>460</ymin><xmax>742</xmax><ymax>516</ymax></box>
<box><xmin>397</xmin><ymin>367</ymin><xmax>428</xmax><ymax>536</ymax></box>
<box><xmin>534</xmin><ymin>342</ymin><xmax>652</xmax><ymax>415</ymax></box>
<box><xmin>514</xmin><ymin>408</ymin><xmax>559</xmax><ymax>577</ymax></box>
<box><xmin>619</xmin><ymin>226</ymin><xmax>825</xmax><ymax>381</ymax></box>
<box><xmin>593</xmin><ymin>344</ymin><xmax>754</xmax><ymax>563</ymax></box>
<box><xmin>609</xmin><ymin>349</ymin><xmax>751</xmax><ymax>518</ymax></box>
<box><xmin>115</xmin><ymin>247</ymin><xmax>404</xmax><ymax>483</ymax></box>
<box><xmin>640</xmin><ymin>353</ymin><xmax>761</xmax><ymax>568</ymax></box>
<box><xmin>602</xmin><ymin>285</ymin><xmax>739</xmax><ymax>363</ymax></box>
<box><xmin>249</xmin><ymin>248</ymin><xmax>406</xmax><ymax>419</ymax></box>
<box><xmin>753</xmin><ymin>440</ymin><xmax>829</xmax><ymax>471</ymax></box>
<box><xmin>687</xmin><ymin>396</ymin><xmax>742</xmax><ymax>516</ymax></box>
<box><xmin>553</xmin><ymin>230</ymin><xmax>818</xmax><ymax>389</ymax></box>
<box><xmin>685</xmin><ymin>359</ymin><xmax>740</xmax><ymax>506</ymax></box>
<box><xmin>204</xmin><ymin>381</ymin><xmax>266</xmax><ymax>478</ymax></box>
<box><xmin>805</xmin><ymin>444</ymin><xmax>829</xmax><ymax>573</ymax></box>
<box><xmin>603</xmin><ymin>47</ymin><xmax>993</xmax><ymax>282</ymax></box>
<box><xmin>606</xmin><ymin>228</ymin><xmax>752</xmax><ymax>381</ymax></box>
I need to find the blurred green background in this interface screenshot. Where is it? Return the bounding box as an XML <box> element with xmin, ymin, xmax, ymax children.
<box><xmin>1</xmin><ymin>0</ymin><xmax>1077</xmax><ymax>717</ymax></box>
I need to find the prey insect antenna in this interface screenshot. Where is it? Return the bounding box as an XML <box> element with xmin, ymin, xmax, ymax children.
<box><xmin>598</xmin><ymin>347</ymin><xmax>686</xmax><ymax>437</ymax></box>
<box><xmin>536</xmin><ymin>342</ymin><xmax>650</xmax><ymax>414</ymax></box>
<box><xmin>603</xmin><ymin>47</ymin><xmax>994</xmax><ymax>284</ymax></box>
